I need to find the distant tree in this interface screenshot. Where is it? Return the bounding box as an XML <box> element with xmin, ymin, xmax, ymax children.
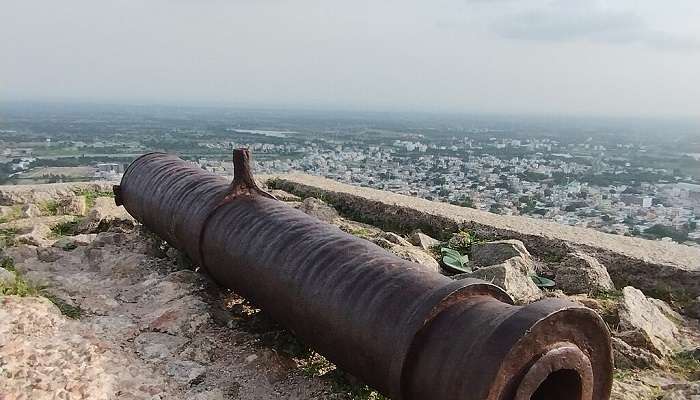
<box><xmin>644</xmin><ymin>224</ymin><xmax>688</xmax><ymax>243</ymax></box>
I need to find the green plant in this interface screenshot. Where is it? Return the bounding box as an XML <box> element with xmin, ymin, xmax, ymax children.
<box><xmin>0</xmin><ymin>272</ymin><xmax>41</xmax><ymax>297</ymax></box>
<box><xmin>349</xmin><ymin>228</ymin><xmax>373</xmax><ymax>239</ymax></box>
<box><xmin>669</xmin><ymin>351</ymin><xmax>700</xmax><ymax>379</ymax></box>
<box><xmin>0</xmin><ymin>205</ymin><xmax>21</xmax><ymax>224</ymax></box>
<box><xmin>38</xmin><ymin>200</ymin><xmax>59</xmax><ymax>216</ymax></box>
<box><xmin>0</xmin><ymin>228</ymin><xmax>18</xmax><ymax>248</ymax></box>
<box><xmin>44</xmin><ymin>294</ymin><xmax>82</xmax><ymax>319</ymax></box>
<box><xmin>441</xmin><ymin>247</ymin><xmax>471</xmax><ymax>273</ymax></box>
<box><xmin>73</xmin><ymin>188</ymin><xmax>114</xmax><ymax>208</ymax></box>
<box><xmin>1</xmin><ymin>255</ymin><xmax>16</xmax><ymax>272</ymax></box>
<box><xmin>50</xmin><ymin>219</ymin><xmax>81</xmax><ymax>237</ymax></box>
<box><xmin>530</xmin><ymin>274</ymin><xmax>556</xmax><ymax>288</ymax></box>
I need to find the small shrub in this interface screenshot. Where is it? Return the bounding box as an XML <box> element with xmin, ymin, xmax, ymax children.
<box><xmin>0</xmin><ymin>273</ymin><xmax>41</xmax><ymax>297</ymax></box>
<box><xmin>73</xmin><ymin>188</ymin><xmax>114</xmax><ymax>208</ymax></box>
<box><xmin>38</xmin><ymin>200</ymin><xmax>59</xmax><ymax>216</ymax></box>
<box><xmin>0</xmin><ymin>228</ymin><xmax>18</xmax><ymax>248</ymax></box>
<box><xmin>0</xmin><ymin>205</ymin><xmax>22</xmax><ymax>224</ymax></box>
<box><xmin>50</xmin><ymin>219</ymin><xmax>81</xmax><ymax>237</ymax></box>
<box><xmin>44</xmin><ymin>294</ymin><xmax>82</xmax><ymax>319</ymax></box>
<box><xmin>349</xmin><ymin>228</ymin><xmax>373</xmax><ymax>239</ymax></box>
<box><xmin>669</xmin><ymin>351</ymin><xmax>700</xmax><ymax>379</ymax></box>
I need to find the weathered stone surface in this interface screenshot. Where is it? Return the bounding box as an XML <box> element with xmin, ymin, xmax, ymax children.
<box><xmin>685</xmin><ymin>297</ymin><xmax>700</xmax><ymax>319</ymax></box>
<box><xmin>0</xmin><ymin>267</ymin><xmax>15</xmax><ymax>285</ymax></box>
<box><xmin>660</xmin><ymin>383</ymin><xmax>700</xmax><ymax>400</ymax></box>
<box><xmin>166</xmin><ymin>360</ymin><xmax>207</xmax><ymax>385</ymax></box>
<box><xmin>617</xmin><ymin>286</ymin><xmax>680</xmax><ymax>356</ymax></box>
<box><xmin>269</xmin><ymin>189</ymin><xmax>301</xmax><ymax>202</ymax></box>
<box><xmin>385</xmin><ymin>244</ymin><xmax>441</xmax><ymax>273</ymax></box>
<box><xmin>380</xmin><ymin>231</ymin><xmax>412</xmax><ymax>247</ymax></box>
<box><xmin>454</xmin><ymin>256</ymin><xmax>541</xmax><ymax>303</ymax></box>
<box><xmin>0</xmin><ymin>181</ymin><xmax>114</xmax><ymax>206</ymax></box>
<box><xmin>611</xmin><ymin>337</ymin><xmax>663</xmax><ymax>369</ymax></box>
<box><xmin>553</xmin><ymin>252</ymin><xmax>615</xmax><ymax>295</ymax></box>
<box><xmin>57</xmin><ymin>195</ymin><xmax>88</xmax><ymax>216</ymax></box>
<box><xmin>134</xmin><ymin>332</ymin><xmax>190</xmax><ymax>361</ymax></box>
<box><xmin>409</xmin><ymin>231</ymin><xmax>440</xmax><ymax>250</ymax></box>
<box><xmin>471</xmin><ymin>239</ymin><xmax>533</xmax><ymax>268</ymax></box>
<box><xmin>21</xmin><ymin>203</ymin><xmax>43</xmax><ymax>218</ymax></box>
<box><xmin>36</xmin><ymin>247</ymin><xmax>64</xmax><ymax>262</ymax></box>
<box><xmin>77</xmin><ymin>197</ymin><xmax>135</xmax><ymax>234</ymax></box>
<box><xmin>299</xmin><ymin>197</ymin><xmax>339</xmax><ymax>223</ymax></box>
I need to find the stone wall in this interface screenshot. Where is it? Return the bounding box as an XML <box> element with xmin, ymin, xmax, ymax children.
<box><xmin>268</xmin><ymin>174</ymin><xmax>700</xmax><ymax>298</ymax></box>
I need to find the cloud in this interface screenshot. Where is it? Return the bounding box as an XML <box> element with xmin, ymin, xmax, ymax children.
<box><xmin>489</xmin><ymin>1</ymin><xmax>700</xmax><ymax>51</ymax></box>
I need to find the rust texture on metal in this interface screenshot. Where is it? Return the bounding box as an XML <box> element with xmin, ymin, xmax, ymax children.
<box><xmin>115</xmin><ymin>149</ymin><xmax>613</xmax><ymax>400</ymax></box>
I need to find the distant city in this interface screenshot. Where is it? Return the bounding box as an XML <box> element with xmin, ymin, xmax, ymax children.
<box><xmin>2</xmin><ymin>102</ymin><xmax>700</xmax><ymax>246</ymax></box>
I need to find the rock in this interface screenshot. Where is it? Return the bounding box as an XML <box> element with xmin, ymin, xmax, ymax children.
<box><xmin>684</xmin><ymin>297</ymin><xmax>700</xmax><ymax>319</ymax></box>
<box><xmin>188</xmin><ymin>389</ymin><xmax>226</xmax><ymax>400</ymax></box>
<box><xmin>409</xmin><ymin>231</ymin><xmax>440</xmax><ymax>251</ymax></box>
<box><xmin>611</xmin><ymin>379</ymin><xmax>660</xmax><ymax>400</ymax></box>
<box><xmin>134</xmin><ymin>332</ymin><xmax>189</xmax><ymax>361</ymax></box>
<box><xmin>36</xmin><ymin>247</ymin><xmax>64</xmax><ymax>262</ymax></box>
<box><xmin>660</xmin><ymin>382</ymin><xmax>700</xmax><ymax>400</ymax></box>
<box><xmin>166</xmin><ymin>360</ymin><xmax>206</xmax><ymax>385</ymax></box>
<box><xmin>386</xmin><ymin>244</ymin><xmax>441</xmax><ymax>273</ymax></box>
<box><xmin>299</xmin><ymin>197</ymin><xmax>339</xmax><ymax>223</ymax></box>
<box><xmin>0</xmin><ymin>267</ymin><xmax>15</xmax><ymax>285</ymax></box>
<box><xmin>91</xmin><ymin>231</ymin><xmax>129</xmax><ymax>247</ymax></box>
<box><xmin>57</xmin><ymin>196</ymin><xmax>88</xmax><ymax>216</ymax></box>
<box><xmin>380</xmin><ymin>232</ymin><xmax>412</xmax><ymax>247</ymax></box>
<box><xmin>141</xmin><ymin>295</ymin><xmax>210</xmax><ymax>337</ymax></box>
<box><xmin>471</xmin><ymin>239</ymin><xmax>533</xmax><ymax>268</ymax></box>
<box><xmin>52</xmin><ymin>237</ymin><xmax>83</xmax><ymax>250</ymax></box>
<box><xmin>454</xmin><ymin>257</ymin><xmax>541</xmax><ymax>303</ymax></box>
<box><xmin>21</xmin><ymin>203</ymin><xmax>43</xmax><ymax>218</ymax></box>
<box><xmin>77</xmin><ymin>197</ymin><xmax>135</xmax><ymax>234</ymax></box>
<box><xmin>617</xmin><ymin>286</ymin><xmax>680</xmax><ymax>356</ymax></box>
<box><xmin>611</xmin><ymin>337</ymin><xmax>663</xmax><ymax>369</ymax></box>
<box><xmin>552</xmin><ymin>252</ymin><xmax>615</xmax><ymax>295</ymax></box>
<box><xmin>269</xmin><ymin>189</ymin><xmax>300</xmax><ymax>202</ymax></box>
<box><xmin>0</xmin><ymin>205</ymin><xmax>19</xmax><ymax>221</ymax></box>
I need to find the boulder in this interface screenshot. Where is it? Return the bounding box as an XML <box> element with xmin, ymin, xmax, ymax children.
<box><xmin>552</xmin><ymin>252</ymin><xmax>615</xmax><ymax>295</ymax></box>
<box><xmin>77</xmin><ymin>197</ymin><xmax>135</xmax><ymax>233</ymax></box>
<box><xmin>611</xmin><ymin>337</ymin><xmax>663</xmax><ymax>369</ymax></box>
<box><xmin>0</xmin><ymin>206</ymin><xmax>19</xmax><ymax>221</ymax></box>
<box><xmin>269</xmin><ymin>189</ymin><xmax>300</xmax><ymax>202</ymax></box>
<box><xmin>21</xmin><ymin>204</ymin><xmax>43</xmax><ymax>218</ymax></box>
<box><xmin>617</xmin><ymin>286</ymin><xmax>680</xmax><ymax>356</ymax></box>
<box><xmin>471</xmin><ymin>239</ymin><xmax>533</xmax><ymax>268</ymax></box>
<box><xmin>380</xmin><ymin>232</ymin><xmax>412</xmax><ymax>247</ymax></box>
<box><xmin>36</xmin><ymin>247</ymin><xmax>64</xmax><ymax>263</ymax></box>
<box><xmin>299</xmin><ymin>197</ymin><xmax>339</xmax><ymax>223</ymax></box>
<box><xmin>409</xmin><ymin>231</ymin><xmax>440</xmax><ymax>251</ymax></box>
<box><xmin>57</xmin><ymin>196</ymin><xmax>88</xmax><ymax>216</ymax></box>
<box><xmin>454</xmin><ymin>256</ymin><xmax>541</xmax><ymax>303</ymax></box>
<box><xmin>385</xmin><ymin>244</ymin><xmax>441</xmax><ymax>273</ymax></box>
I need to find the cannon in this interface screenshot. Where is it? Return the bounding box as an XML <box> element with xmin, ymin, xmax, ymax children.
<box><xmin>114</xmin><ymin>149</ymin><xmax>613</xmax><ymax>400</ymax></box>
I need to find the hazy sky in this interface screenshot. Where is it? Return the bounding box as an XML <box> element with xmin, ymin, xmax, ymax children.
<box><xmin>3</xmin><ymin>0</ymin><xmax>700</xmax><ymax>117</ymax></box>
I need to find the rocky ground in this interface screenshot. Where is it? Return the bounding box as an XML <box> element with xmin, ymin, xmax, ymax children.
<box><xmin>1</xmin><ymin>183</ymin><xmax>700</xmax><ymax>399</ymax></box>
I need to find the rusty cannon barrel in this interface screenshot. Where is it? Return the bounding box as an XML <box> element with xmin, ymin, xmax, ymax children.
<box><xmin>115</xmin><ymin>149</ymin><xmax>613</xmax><ymax>400</ymax></box>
